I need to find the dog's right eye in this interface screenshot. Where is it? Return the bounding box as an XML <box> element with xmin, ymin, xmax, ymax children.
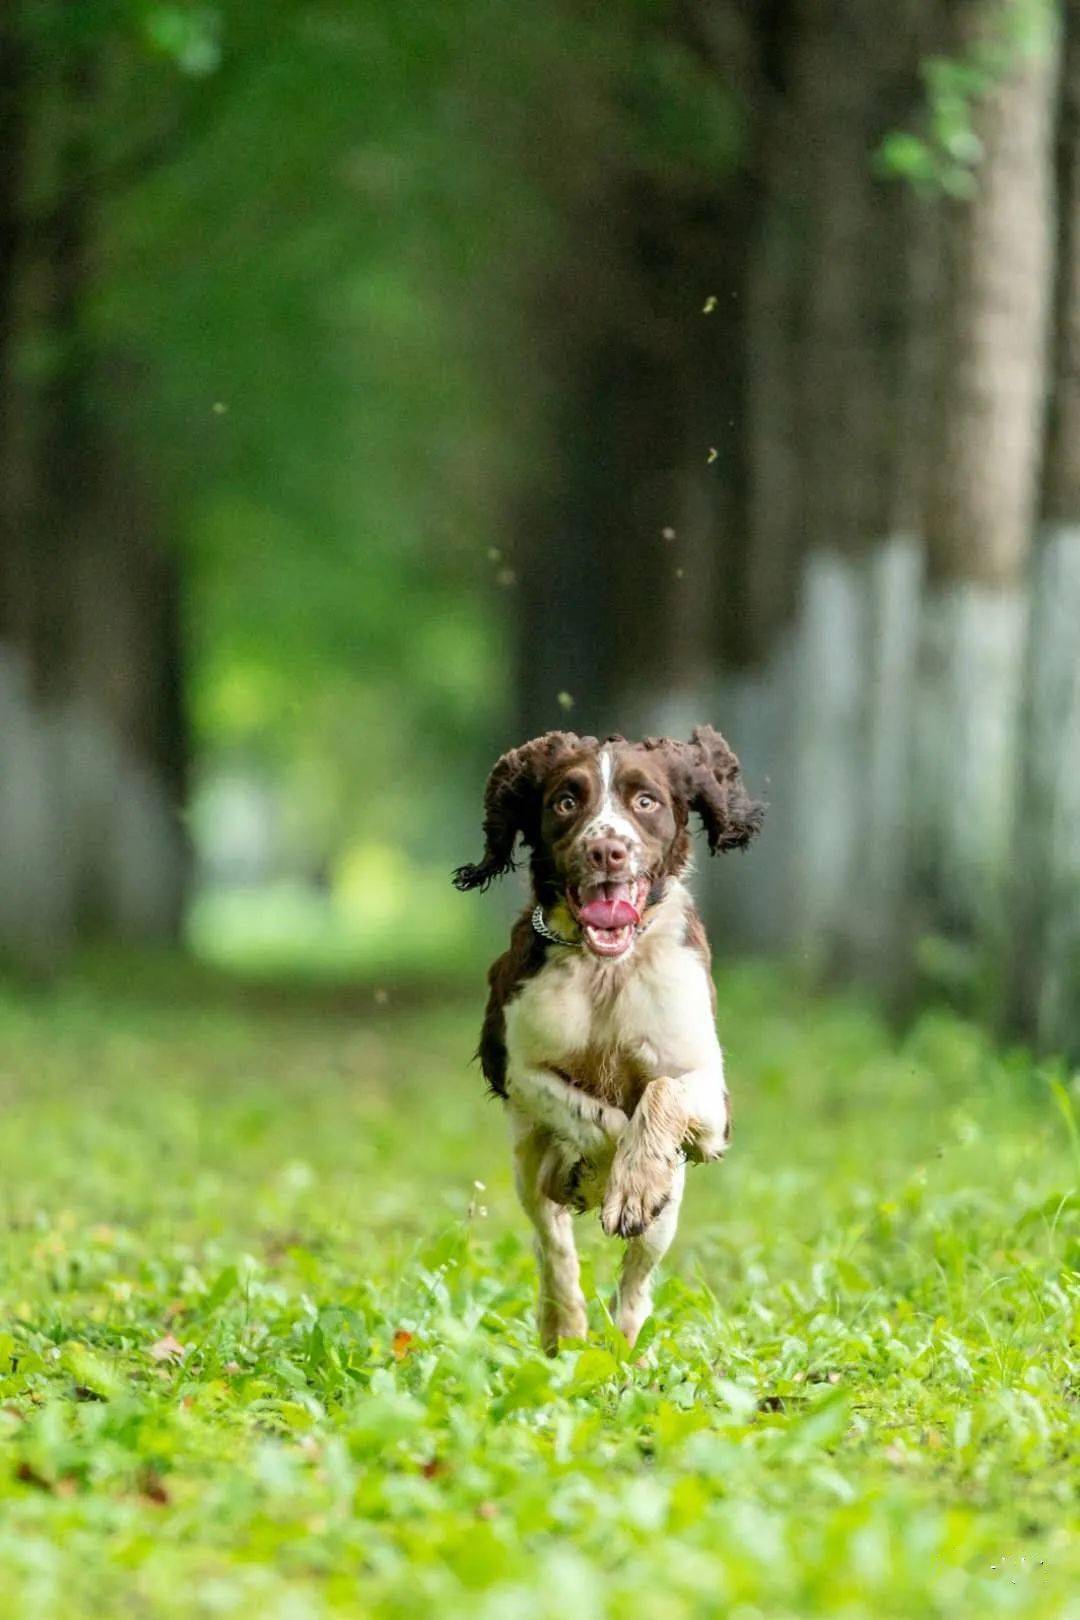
<box><xmin>551</xmin><ymin>792</ymin><xmax>577</xmax><ymax>817</ymax></box>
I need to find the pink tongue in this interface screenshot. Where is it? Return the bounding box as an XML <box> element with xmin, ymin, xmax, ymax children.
<box><xmin>578</xmin><ymin>896</ymin><xmax>640</xmax><ymax>930</ymax></box>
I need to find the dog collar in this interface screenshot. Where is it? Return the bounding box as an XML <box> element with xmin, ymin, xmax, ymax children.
<box><xmin>531</xmin><ymin>904</ymin><xmax>580</xmax><ymax>947</ymax></box>
<box><xmin>531</xmin><ymin>903</ymin><xmax>655</xmax><ymax>949</ymax></box>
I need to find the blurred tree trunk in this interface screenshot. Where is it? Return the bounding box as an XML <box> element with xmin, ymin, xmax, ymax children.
<box><xmin>0</xmin><ymin>7</ymin><xmax>72</xmax><ymax>963</ymax></box>
<box><xmin>771</xmin><ymin>0</ymin><xmax>924</xmax><ymax>976</ymax></box>
<box><xmin>1014</xmin><ymin>0</ymin><xmax>1080</xmax><ymax>1057</ymax></box>
<box><xmin>0</xmin><ymin>10</ymin><xmax>25</xmax><ymax>421</ymax></box>
<box><xmin>915</xmin><ymin>4</ymin><xmax>1056</xmax><ymax>970</ymax></box>
<box><xmin>512</xmin><ymin>0</ymin><xmax>933</xmax><ymax>969</ymax></box>
<box><xmin>0</xmin><ymin>8</ymin><xmax>31</xmax><ymax>630</ymax></box>
<box><xmin>703</xmin><ymin>3</ymin><xmax>803</xmax><ymax>948</ymax></box>
<box><xmin>0</xmin><ymin>12</ymin><xmax>189</xmax><ymax>966</ymax></box>
<box><xmin>514</xmin><ymin>0</ymin><xmax>783</xmax><ymax>784</ymax></box>
<box><xmin>515</xmin><ymin>174</ymin><xmax>738</xmax><ymax>744</ymax></box>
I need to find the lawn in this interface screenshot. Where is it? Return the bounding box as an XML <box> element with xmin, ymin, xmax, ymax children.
<box><xmin>0</xmin><ymin>963</ymin><xmax>1076</xmax><ymax>1618</ymax></box>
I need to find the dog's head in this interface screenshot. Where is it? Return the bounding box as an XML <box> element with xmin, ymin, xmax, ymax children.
<box><xmin>453</xmin><ymin>727</ymin><xmax>765</xmax><ymax>960</ymax></box>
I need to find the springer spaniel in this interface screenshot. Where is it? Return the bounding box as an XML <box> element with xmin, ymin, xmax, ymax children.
<box><xmin>454</xmin><ymin>726</ymin><xmax>764</xmax><ymax>1351</ymax></box>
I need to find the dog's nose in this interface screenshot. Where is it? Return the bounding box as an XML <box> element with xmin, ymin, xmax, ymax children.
<box><xmin>586</xmin><ymin>837</ymin><xmax>628</xmax><ymax>874</ymax></box>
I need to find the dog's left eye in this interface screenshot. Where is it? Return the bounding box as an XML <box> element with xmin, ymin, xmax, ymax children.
<box><xmin>633</xmin><ymin>792</ymin><xmax>658</xmax><ymax>812</ymax></box>
<box><xmin>552</xmin><ymin>792</ymin><xmax>577</xmax><ymax>816</ymax></box>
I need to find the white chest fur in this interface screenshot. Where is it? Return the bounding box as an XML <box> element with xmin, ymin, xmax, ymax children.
<box><xmin>504</xmin><ymin>882</ymin><xmax>722</xmax><ymax>1091</ymax></box>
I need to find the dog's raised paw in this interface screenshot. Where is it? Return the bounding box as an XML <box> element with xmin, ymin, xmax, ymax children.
<box><xmin>601</xmin><ymin>1160</ymin><xmax>675</xmax><ymax>1239</ymax></box>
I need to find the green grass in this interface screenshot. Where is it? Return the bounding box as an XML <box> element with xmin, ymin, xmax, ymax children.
<box><xmin>0</xmin><ymin>964</ymin><xmax>1077</xmax><ymax>1618</ymax></box>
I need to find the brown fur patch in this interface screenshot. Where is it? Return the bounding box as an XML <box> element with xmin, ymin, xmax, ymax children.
<box><xmin>641</xmin><ymin>726</ymin><xmax>765</xmax><ymax>856</ymax></box>
<box><xmin>453</xmin><ymin>731</ymin><xmax>593</xmax><ymax>893</ymax></box>
<box><xmin>558</xmin><ymin>1044</ymin><xmax>653</xmax><ymax>1114</ymax></box>
<box><xmin>455</xmin><ymin>725</ymin><xmax>764</xmax><ymax>906</ymax></box>
<box><xmin>478</xmin><ymin>910</ymin><xmax>548</xmax><ymax>1098</ymax></box>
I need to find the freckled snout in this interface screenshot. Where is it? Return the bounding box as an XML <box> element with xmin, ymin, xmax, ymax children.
<box><xmin>585</xmin><ymin>836</ymin><xmax>629</xmax><ymax>876</ymax></box>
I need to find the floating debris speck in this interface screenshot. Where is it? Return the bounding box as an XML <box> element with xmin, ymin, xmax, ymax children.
<box><xmin>556</xmin><ymin>691</ymin><xmax>574</xmax><ymax>711</ymax></box>
<box><xmin>707</xmin><ymin>447</ymin><xmax>718</xmax><ymax>464</ymax></box>
<box><xmin>661</xmin><ymin>526</ymin><xmax>676</xmax><ymax>541</ymax></box>
<box><xmin>496</xmin><ymin>567</ymin><xmax>517</xmax><ymax>588</ymax></box>
<box><xmin>212</xmin><ymin>401</ymin><xmax>228</xmax><ymax>415</ymax></box>
<box><xmin>703</xmin><ymin>295</ymin><xmax>717</xmax><ymax>314</ymax></box>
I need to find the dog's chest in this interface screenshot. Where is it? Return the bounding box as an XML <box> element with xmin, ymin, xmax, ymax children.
<box><xmin>504</xmin><ymin>927</ymin><xmax>716</xmax><ymax>1113</ymax></box>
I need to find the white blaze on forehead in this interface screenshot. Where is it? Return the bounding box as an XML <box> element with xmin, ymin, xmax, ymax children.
<box><xmin>581</xmin><ymin>745</ymin><xmax>641</xmax><ymax>854</ymax></box>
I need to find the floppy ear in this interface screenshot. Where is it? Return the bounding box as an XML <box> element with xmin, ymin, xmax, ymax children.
<box><xmin>650</xmin><ymin>724</ymin><xmax>765</xmax><ymax>855</ymax></box>
<box><xmin>452</xmin><ymin>731</ymin><xmax>587</xmax><ymax>892</ymax></box>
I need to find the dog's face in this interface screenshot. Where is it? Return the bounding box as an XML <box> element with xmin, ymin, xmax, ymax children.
<box><xmin>538</xmin><ymin>741</ymin><xmax>681</xmax><ymax>957</ymax></box>
<box><xmin>454</xmin><ymin>726</ymin><xmax>765</xmax><ymax>961</ymax></box>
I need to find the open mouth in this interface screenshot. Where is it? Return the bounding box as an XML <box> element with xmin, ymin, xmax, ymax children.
<box><xmin>566</xmin><ymin>877</ymin><xmax>651</xmax><ymax>959</ymax></box>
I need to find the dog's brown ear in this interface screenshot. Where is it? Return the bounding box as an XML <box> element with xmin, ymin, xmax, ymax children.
<box><xmin>648</xmin><ymin>724</ymin><xmax>765</xmax><ymax>855</ymax></box>
<box><xmin>453</xmin><ymin>731</ymin><xmax>587</xmax><ymax>892</ymax></box>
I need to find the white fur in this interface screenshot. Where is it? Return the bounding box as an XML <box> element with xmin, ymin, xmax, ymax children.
<box><xmin>579</xmin><ymin>745</ymin><xmax>642</xmax><ymax>867</ymax></box>
<box><xmin>505</xmin><ymin>881</ymin><xmax>726</xmax><ymax>1119</ymax></box>
<box><xmin>504</xmin><ymin>880</ymin><xmax>728</xmax><ymax>1349</ymax></box>
<box><xmin>614</xmin><ymin>1160</ymin><xmax>685</xmax><ymax>1344</ymax></box>
<box><xmin>506</xmin><ymin>1064</ymin><xmax>628</xmax><ymax>1158</ymax></box>
<box><xmin>512</xmin><ymin>1125</ymin><xmax>588</xmax><ymax>1351</ymax></box>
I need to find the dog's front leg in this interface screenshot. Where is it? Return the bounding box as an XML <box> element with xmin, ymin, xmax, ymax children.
<box><xmin>613</xmin><ymin>1159</ymin><xmax>686</xmax><ymax>1346</ymax></box>
<box><xmin>601</xmin><ymin>1075</ymin><xmax>688</xmax><ymax>1239</ymax></box>
<box><xmin>601</xmin><ymin>1068</ymin><xmax>727</xmax><ymax>1239</ymax></box>
<box><xmin>506</xmin><ymin>1064</ymin><xmax>629</xmax><ymax>1161</ymax></box>
<box><xmin>679</xmin><ymin>1065</ymin><xmax>731</xmax><ymax>1163</ymax></box>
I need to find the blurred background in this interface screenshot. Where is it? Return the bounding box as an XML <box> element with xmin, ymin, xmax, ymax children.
<box><xmin>1</xmin><ymin>0</ymin><xmax>1078</xmax><ymax>1055</ymax></box>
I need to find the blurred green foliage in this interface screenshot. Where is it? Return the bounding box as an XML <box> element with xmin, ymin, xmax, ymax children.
<box><xmin>97</xmin><ymin>0</ymin><xmax>528</xmax><ymax>867</ymax></box>
<box><xmin>878</xmin><ymin>0</ymin><xmax>1056</xmax><ymax>194</ymax></box>
<box><xmin>0</xmin><ymin>966</ymin><xmax>1077</xmax><ymax>1615</ymax></box>
<box><xmin>56</xmin><ymin>0</ymin><xmax>750</xmax><ymax>887</ymax></box>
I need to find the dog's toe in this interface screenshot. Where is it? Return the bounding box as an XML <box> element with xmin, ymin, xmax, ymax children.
<box><xmin>603</xmin><ymin>1187</ymin><xmax>648</xmax><ymax>1239</ymax></box>
<box><xmin>603</xmin><ymin>1160</ymin><xmax>675</xmax><ymax>1241</ymax></box>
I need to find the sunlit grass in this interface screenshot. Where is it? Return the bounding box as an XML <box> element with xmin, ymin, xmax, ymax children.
<box><xmin>0</xmin><ymin>965</ymin><xmax>1076</xmax><ymax>1617</ymax></box>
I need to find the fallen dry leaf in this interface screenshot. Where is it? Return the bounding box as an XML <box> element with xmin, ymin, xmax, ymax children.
<box><xmin>149</xmin><ymin>1333</ymin><xmax>185</xmax><ymax>1363</ymax></box>
<box><xmin>16</xmin><ymin>1462</ymin><xmax>77</xmax><ymax>1497</ymax></box>
<box><xmin>138</xmin><ymin>1469</ymin><xmax>170</xmax><ymax>1506</ymax></box>
<box><xmin>392</xmin><ymin>1329</ymin><xmax>414</xmax><ymax>1361</ymax></box>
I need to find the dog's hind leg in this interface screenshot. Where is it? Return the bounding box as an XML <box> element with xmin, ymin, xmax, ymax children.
<box><xmin>512</xmin><ymin>1123</ymin><xmax>588</xmax><ymax>1355</ymax></box>
<box><xmin>613</xmin><ymin>1158</ymin><xmax>685</xmax><ymax>1348</ymax></box>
